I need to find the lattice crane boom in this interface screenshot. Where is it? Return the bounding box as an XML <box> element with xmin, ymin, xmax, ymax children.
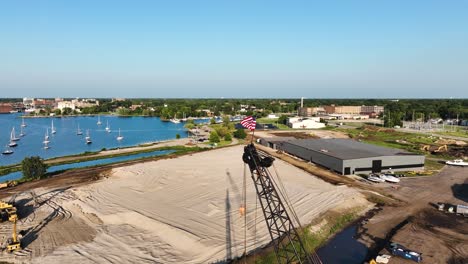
<box><xmin>243</xmin><ymin>143</ymin><xmax>321</xmax><ymax>264</ymax></box>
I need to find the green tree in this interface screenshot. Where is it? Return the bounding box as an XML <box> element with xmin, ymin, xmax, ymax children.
<box><xmin>278</xmin><ymin>115</ymin><xmax>288</xmax><ymax>125</ymax></box>
<box><xmin>209</xmin><ymin>131</ymin><xmax>220</xmax><ymax>143</ymax></box>
<box><xmin>62</xmin><ymin>107</ymin><xmax>73</xmax><ymax>115</ymax></box>
<box><xmin>54</xmin><ymin>109</ymin><xmax>62</xmax><ymax>115</ymax></box>
<box><xmin>233</xmin><ymin>129</ymin><xmax>247</xmax><ymax>139</ymax></box>
<box><xmin>176</xmin><ymin>133</ymin><xmax>181</xmax><ymax>139</ymax></box>
<box><xmin>222</xmin><ymin>115</ymin><xmax>230</xmax><ymax>127</ymax></box>
<box><xmin>224</xmin><ymin>133</ymin><xmax>232</xmax><ymax>142</ymax></box>
<box><xmin>184</xmin><ymin>123</ymin><xmax>195</xmax><ymax>130</ymax></box>
<box><xmin>215</xmin><ymin>126</ymin><xmax>229</xmax><ymax>138</ymax></box>
<box><xmin>210</xmin><ymin>117</ymin><xmax>216</xmax><ymax>125</ymax></box>
<box><xmin>21</xmin><ymin>156</ymin><xmax>47</xmax><ymax>180</ymax></box>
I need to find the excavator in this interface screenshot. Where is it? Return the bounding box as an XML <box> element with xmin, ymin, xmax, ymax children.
<box><xmin>242</xmin><ymin>143</ymin><xmax>322</xmax><ymax>264</ymax></box>
<box><xmin>0</xmin><ymin>201</ymin><xmax>21</xmax><ymax>252</ymax></box>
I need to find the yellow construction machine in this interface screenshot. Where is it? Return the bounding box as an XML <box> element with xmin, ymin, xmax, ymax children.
<box><xmin>0</xmin><ymin>201</ymin><xmax>21</xmax><ymax>252</ymax></box>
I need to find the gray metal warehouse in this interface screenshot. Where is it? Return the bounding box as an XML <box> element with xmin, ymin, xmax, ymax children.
<box><xmin>276</xmin><ymin>138</ymin><xmax>425</xmax><ymax>175</ymax></box>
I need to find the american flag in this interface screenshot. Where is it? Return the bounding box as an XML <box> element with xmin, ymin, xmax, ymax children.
<box><xmin>240</xmin><ymin>116</ymin><xmax>256</xmax><ymax>131</ymax></box>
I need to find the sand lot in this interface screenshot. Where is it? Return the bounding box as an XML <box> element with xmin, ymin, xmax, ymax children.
<box><xmin>1</xmin><ymin>145</ymin><xmax>367</xmax><ymax>264</ymax></box>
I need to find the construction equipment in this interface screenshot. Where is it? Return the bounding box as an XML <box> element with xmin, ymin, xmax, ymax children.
<box><xmin>6</xmin><ymin>217</ymin><xmax>21</xmax><ymax>252</ymax></box>
<box><xmin>242</xmin><ymin>143</ymin><xmax>322</xmax><ymax>264</ymax></box>
<box><xmin>0</xmin><ymin>201</ymin><xmax>18</xmax><ymax>222</ymax></box>
<box><xmin>0</xmin><ymin>200</ymin><xmax>21</xmax><ymax>252</ymax></box>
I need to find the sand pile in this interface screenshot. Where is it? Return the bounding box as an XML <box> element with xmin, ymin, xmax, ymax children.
<box><xmin>15</xmin><ymin>145</ymin><xmax>366</xmax><ymax>263</ymax></box>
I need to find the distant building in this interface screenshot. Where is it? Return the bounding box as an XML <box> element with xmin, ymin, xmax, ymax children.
<box><xmin>32</xmin><ymin>99</ymin><xmax>55</xmax><ymax>109</ymax></box>
<box><xmin>327</xmin><ymin>114</ymin><xmax>369</xmax><ymax>120</ymax></box>
<box><xmin>57</xmin><ymin>101</ymin><xmax>76</xmax><ymax>111</ymax></box>
<box><xmin>298</xmin><ymin>107</ymin><xmax>325</xmax><ymax>117</ymax></box>
<box><xmin>71</xmin><ymin>98</ymin><xmax>99</xmax><ymax>108</ymax></box>
<box><xmin>0</xmin><ymin>103</ymin><xmax>13</xmax><ymax>114</ymax></box>
<box><xmin>23</xmin><ymin>97</ymin><xmax>34</xmax><ymax>107</ymax></box>
<box><xmin>319</xmin><ymin>104</ymin><xmax>384</xmax><ymax>118</ymax></box>
<box><xmin>279</xmin><ymin>139</ymin><xmax>425</xmax><ymax>175</ymax></box>
<box><xmin>287</xmin><ymin>117</ymin><xmax>325</xmax><ymax>129</ymax></box>
<box><xmin>360</xmin><ymin>105</ymin><xmax>384</xmax><ymax>117</ymax></box>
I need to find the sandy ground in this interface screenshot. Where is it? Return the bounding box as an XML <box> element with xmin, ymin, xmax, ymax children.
<box><xmin>1</xmin><ymin>145</ymin><xmax>368</xmax><ymax>264</ymax></box>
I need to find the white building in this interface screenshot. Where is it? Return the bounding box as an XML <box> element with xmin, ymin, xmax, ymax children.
<box><xmin>288</xmin><ymin>117</ymin><xmax>325</xmax><ymax>129</ymax></box>
<box><xmin>57</xmin><ymin>101</ymin><xmax>76</xmax><ymax>111</ymax></box>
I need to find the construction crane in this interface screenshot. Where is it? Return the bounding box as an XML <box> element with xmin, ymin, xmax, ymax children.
<box><xmin>242</xmin><ymin>143</ymin><xmax>322</xmax><ymax>264</ymax></box>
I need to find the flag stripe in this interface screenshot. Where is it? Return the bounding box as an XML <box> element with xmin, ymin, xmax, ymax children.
<box><xmin>240</xmin><ymin>116</ymin><xmax>256</xmax><ymax>130</ymax></box>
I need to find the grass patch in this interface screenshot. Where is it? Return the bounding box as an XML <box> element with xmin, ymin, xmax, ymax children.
<box><xmin>434</xmin><ymin>130</ymin><xmax>468</xmax><ymax>139</ymax></box>
<box><xmin>255</xmin><ymin>118</ymin><xmax>291</xmax><ymax>130</ymax></box>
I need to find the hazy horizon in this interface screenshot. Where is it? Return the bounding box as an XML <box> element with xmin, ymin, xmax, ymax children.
<box><xmin>1</xmin><ymin>1</ymin><xmax>467</xmax><ymax>98</ymax></box>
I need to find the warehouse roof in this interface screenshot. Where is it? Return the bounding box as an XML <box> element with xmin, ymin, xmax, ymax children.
<box><xmin>284</xmin><ymin>139</ymin><xmax>420</xmax><ymax>160</ymax></box>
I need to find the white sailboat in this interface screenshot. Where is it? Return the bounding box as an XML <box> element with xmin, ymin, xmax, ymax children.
<box><xmin>77</xmin><ymin>124</ymin><xmax>83</xmax><ymax>135</ymax></box>
<box><xmin>180</xmin><ymin>112</ymin><xmax>187</xmax><ymax>122</ymax></box>
<box><xmin>97</xmin><ymin>115</ymin><xmax>102</xmax><ymax>125</ymax></box>
<box><xmin>8</xmin><ymin>128</ymin><xmax>18</xmax><ymax>147</ymax></box>
<box><xmin>21</xmin><ymin>117</ymin><xmax>27</xmax><ymax>127</ymax></box>
<box><xmin>51</xmin><ymin>119</ymin><xmax>56</xmax><ymax>134</ymax></box>
<box><xmin>43</xmin><ymin>130</ymin><xmax>50</xmax><ymax>144</ymax></box>
<box><xmin>106</xmin><ymin>120</ymin><xmax>111</xmax><ymax>133</ymax></box>
<box><xmin>43</xmin><ymin>140</ymin><xmax>50</xmax><ymax>149</ymax></box>
<box><xmin>85</xmin><ymin>130</ymin><xmax>92</xmax><ymax>144</ymax></box>
<box><xmin>19</xmin><ymin>126</ymin><xmax>25</xmax><ymax>137</ymax></box>
<box><xmin>10</xmin><ymin>127</ymin><xmax>20</xmax><ymax>141</ymax></box>
<box><xmin>170</xmin><ymin>114</ymin><xmax>180</xmax><ymax>123</ymax></box>
<box><xmin>116</xmin><ymin>128</ymin><xmax>124</xmax><ymax>141</ymax></box>
<box><xmin>2</xmin><ymin>145</ymin><xmax>13</xmax><ymax>155</ymax></box>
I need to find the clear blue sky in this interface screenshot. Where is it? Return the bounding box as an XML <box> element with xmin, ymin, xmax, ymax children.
<box><xmin>1</xmin><ymin>1</ymin><xmax>467</xmax><ymax>98</ymax></box>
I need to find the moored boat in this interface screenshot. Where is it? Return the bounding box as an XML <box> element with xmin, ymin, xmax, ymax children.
<box><xmin>446</xmin><ymin>159</ymin><xmax>468</xmax><ymax>167</ymax></box>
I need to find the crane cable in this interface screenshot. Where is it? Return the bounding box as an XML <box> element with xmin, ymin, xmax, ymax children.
<box><xmin>271</xmin><ymin>163</ymin><xmax>323</xmax><ymax>264</ymax></box>
<box><xmin>242</xmin><ymin>163</ymin><xmax>247</xmax><ymax>263</ymax></box>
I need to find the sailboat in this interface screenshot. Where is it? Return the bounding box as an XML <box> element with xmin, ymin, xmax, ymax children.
<box><xmin>19</xmin><ymin>126</ymin><xmax>25</xmax><ymax>137</ymax></box>
<box><xmin>170</xmin><ymin>114</ymin><xmax>180</xmax><ymax>123</ymax></box>
<box><xmin>21</xmin><ymin>117</ymin><xmax>27</xmax><ymax>127</ymax></box>
<box><xmin>85</xmin><ymin>130</ymin><xmax>92</xmax><ymax>144</ymax></box>
<box><xmin>180</xmin><ymin>112</ymin><xmax>187</xmax><ymax>122</ymax></box>
<box><xmin>97</xmin><ymin>115</ymin><xmax>102</xmax><ymax>125</ymax></box>
<box><xmin>116</xmin><ymin>128</ymin><xmax>124</xmax><ymax>141</ymax></box>
<box><xmin>2</xmin><ymin>145</ymin><xmax>13</xmax><ymax>155</ymax></box>
<box><xmin>51</xmin><ymin>120</ymin><xmax>56</xmax><ymax>134</ymax></box>
<box><xmin>8</xmin><ymin>128</ymin><xmax>18</xmax><ymax>147</ymax></box>
<box><xmin>10</xmin><ymin>127</ymin><xmax>20</xmax><ymax>141</ymax></box>
<box><xmin>105</xmin><ymin>120</ymin><xmax>111</xmax><ymax>133</ymax></box>
<box><xmin>43</xmin><ymin>130</ymin><xmax>50</xmax><ymax>144</ymax></box>
<box><xmin>43</xmin><ymin>140</ymin><xmax>50</xmax><ymax>149</ymax></box>
<box><xmin>77</xmin><ymin>124</ymin><xmax>83</xmax><ymax>135</ymax></box>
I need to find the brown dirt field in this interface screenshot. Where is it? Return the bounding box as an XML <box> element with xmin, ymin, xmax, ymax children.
<box><xmin>359</xmin><ymin>166</ymin><xmax>468</xmax><ymax>263</ymax></box>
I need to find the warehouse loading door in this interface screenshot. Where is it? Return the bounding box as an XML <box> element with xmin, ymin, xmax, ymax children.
<box><xmin>344</xmin><ymin>167</ymin><xmax>351</xmax><ymax>175</ymax></box>
<box><xmin>372</xmin><ymin>160</ymin><xmax>382</xmax><ymax>173</ymax></box>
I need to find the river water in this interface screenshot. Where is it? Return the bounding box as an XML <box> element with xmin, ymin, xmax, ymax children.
<box><xmin>0</xmin><ymin>113</ymin><xmax>200</xmax><ymax>166</ymax></box>
<box><xmin>0</xmin><ymin>149</ymin><xmax>175</xmax><ymax>183</ymax></box>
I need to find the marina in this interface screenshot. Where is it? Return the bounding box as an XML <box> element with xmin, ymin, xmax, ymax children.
<box><xmin>0</xmin><ymin>114</ymin><xmax>192</xmax><ymax>166</ymax></box>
